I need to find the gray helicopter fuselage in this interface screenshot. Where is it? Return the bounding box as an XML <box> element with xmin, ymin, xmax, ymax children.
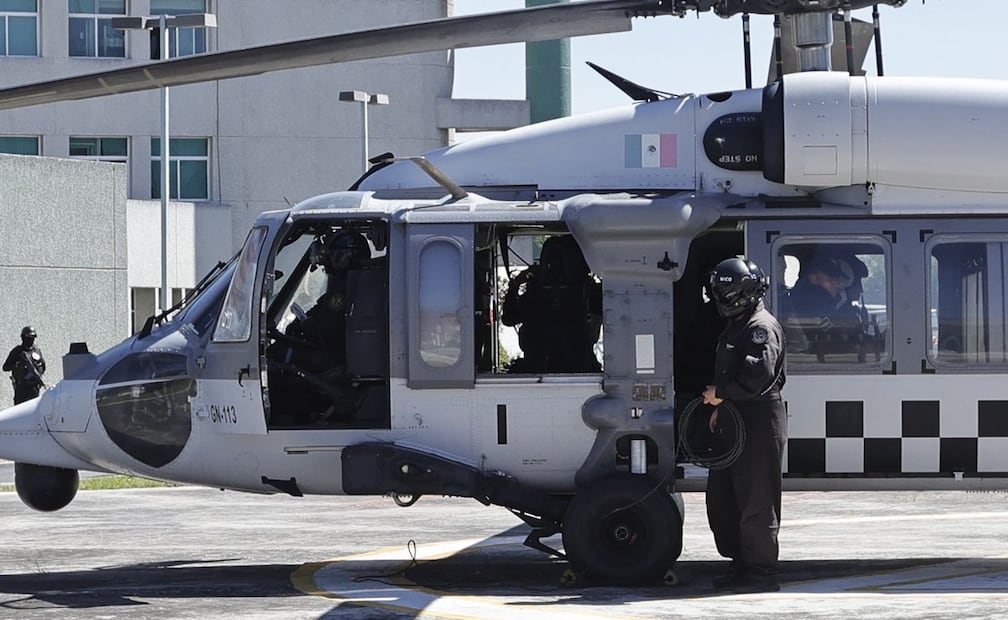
<box><xmin>4</xmin><ymin>71</ymin><xmax>1008</xmax><ymax>501</ymax></box>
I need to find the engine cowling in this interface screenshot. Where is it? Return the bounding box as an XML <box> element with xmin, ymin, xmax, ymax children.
<box><xmin>14</xmin><ymin>462</ymin><xmax>79</xmax><ymax>512</ymax></box>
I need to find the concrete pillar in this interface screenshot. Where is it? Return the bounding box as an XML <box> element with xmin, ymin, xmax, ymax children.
<box><xmin>525</xmin><ymin>0</ymin><xmax>571</xmax><ymax>123</ymax></box>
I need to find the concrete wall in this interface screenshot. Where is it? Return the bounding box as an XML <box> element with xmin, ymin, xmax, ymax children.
<box><xmin>126</xmin><ymin>199</ymin><xmax>233</xmax><ymax>290</ymax></box>
<box><xmin>0</xmin><ymin>155</ymin><xmax>128</xmax><ymax>406</ymax></box>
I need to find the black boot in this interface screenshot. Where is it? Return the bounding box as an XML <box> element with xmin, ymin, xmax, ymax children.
<box><xmin>731</xmin><ymin>570</ymin><xmax>780</xmax><ymax>593</ymax></box>
<box><xmin>711</xmin><ymin>561</ymin><xmax>745</xmax><ymax>589</ymax></box>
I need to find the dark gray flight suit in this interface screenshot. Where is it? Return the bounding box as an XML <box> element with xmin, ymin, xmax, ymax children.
<box><xmin>3</xmin><ymin>344</ymin><xmax>46</xmax><ymax>405</ymax></box>
<box><xmin>706</xmin><ymin>300</ymin><xmax>787</xmax><ymax>576</ymax></box>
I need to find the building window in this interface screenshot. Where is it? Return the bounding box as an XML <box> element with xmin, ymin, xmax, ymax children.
<box><xmin>70</xmin><ymin>136</ymin><xmax>128</xmax><ymax>163</ymax></box>
<box><xmin>928</xmin><ymin>237</ymin><xmax>1008</xmax><ymax>367</ymax></box>
<box><xmin>132</xmin><ymin>287</ymin><xmax>192</xmax><ymax>332</ymax></box>
<box><xmin>0</xmin><ymin>0</ymin><xmax>37</xmax><ymax>56</ymax></box>
<box><xmin>151</xmin><ymin>137</ymin><xmax>209</xmax><ymax>200</ymax></box>
<box><xmin>774</xmin><ymin>238</ymin><xmax>889</xmax><ymax>366</ymax></box>
<box><xmin>68</xmin><ymin>0</ymin><xmax>126</xmax><ymax>58</ymax></box>
<box><xmin>0</xmin><ymin>135</ymin><xmax>39</xmax><ymax>155</ymax></box>
<box><xmin>171</xmin><ymin>287</ymin><xmax>190</xmax><ymax>306</ymax></box>
<box><xmin>150</xmin><ymin>0</ymin><xmax>208</xmax><ymax>57</ymax></box>
<box><xmin>130</xmin><ymin>287</ymin><xmax>156</xmax><ymax>333</ymax></box>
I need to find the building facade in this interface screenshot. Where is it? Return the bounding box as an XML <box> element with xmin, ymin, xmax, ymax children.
<box><xmin>0</xmin><ymin>154</ymin><xmax>128</xmax><ymax>406</ymax></box>
<box><xmin>0</xmin><ymin>0</ymin><xmax>528</xmax><ymax>334</ymax></box>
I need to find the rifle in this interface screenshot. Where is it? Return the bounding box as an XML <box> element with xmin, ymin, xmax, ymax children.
<box><xmin>16</xmin><ymin>349</ymin><xmax>45</xmax><ymax>390</ymax></box>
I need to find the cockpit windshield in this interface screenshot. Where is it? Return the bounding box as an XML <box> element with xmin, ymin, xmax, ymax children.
<box><xmin>176</xmin><ymin>260</ymin><xmax>236</xmax><ymax>337</ymax></box>
<box><xmin>214</xmin><ymin>227</ymin><xmax>268</xmax><ymax>343</ymax></box>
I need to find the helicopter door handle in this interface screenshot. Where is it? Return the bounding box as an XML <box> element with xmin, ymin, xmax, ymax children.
<box><xmin>237</xmin><ymin>366</ymin><xmax>251</xmax><ymax>386</ymax></box>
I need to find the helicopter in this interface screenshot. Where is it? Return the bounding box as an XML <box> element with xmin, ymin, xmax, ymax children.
<box><xmin>3</xmin><ymin>0</ymin><xmax>1008</xmax><ymax>584</ymax></box>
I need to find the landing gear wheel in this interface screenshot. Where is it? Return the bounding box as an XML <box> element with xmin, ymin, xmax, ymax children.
<box><xmin>561</xmin><ymin>475</ymin><xmax>683</xmax><ymax>584</ymax></box>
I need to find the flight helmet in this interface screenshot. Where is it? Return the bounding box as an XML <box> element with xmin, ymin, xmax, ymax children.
<box><xmin>708</xmin><ymin>257</ymin><xmax>769</xmax><ymax>318</ymax></box>
<box><xmin>309</xmin><ymin>232</ymin><xmax>370</xmax><ymax>273</ymax></box>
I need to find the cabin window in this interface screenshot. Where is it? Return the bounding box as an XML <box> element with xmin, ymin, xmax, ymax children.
<box><xmin>773</xmin><ymin>238</ymin><xmax>889</xmax><ymax>366</ymax></box>
<box><xmin>214</xmin><ymin>226</ymin><xmax>267</xmax><ymax>343</ymax></box>
<box><xmin>928</xmin><ymin>238</ymin><xmax>1008</xmax><ymax>366</ymax></box>
<box><xmin>477</xmin><ymin>225</ymin><xmax>603</xmax><ymax>375</ymax></box>
<box><xmin>419</xmin><ymin>240</ymin><xmax>463</xmax><ymax>368</ymax></box>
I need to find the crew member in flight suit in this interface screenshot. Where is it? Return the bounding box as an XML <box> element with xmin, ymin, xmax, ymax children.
<box><xmin>3</xmin><ymin>326</ymin><xmax>47</xmax><ymax>405</ymax></box>
<box><xmin>702</xmin><ymin>257</ymin><xmax>787</xmax><ymax>593</ymax></box>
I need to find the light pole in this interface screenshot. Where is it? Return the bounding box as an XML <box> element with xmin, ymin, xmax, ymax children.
<box><xmin>112</xmin><ymin>13</ymin><xmax>217</xmax><ymax>314</ymax></box>
<box><xmin>338</xmin><ymin>90</ymin><xmax>390</xmax><ymax>174</ymax></box>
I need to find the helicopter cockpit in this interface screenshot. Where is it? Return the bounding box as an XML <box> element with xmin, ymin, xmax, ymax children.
<box><xmin>264</xmin><ymin>220</ymin><xmax>389</xmax><ymax>429</ymax></box>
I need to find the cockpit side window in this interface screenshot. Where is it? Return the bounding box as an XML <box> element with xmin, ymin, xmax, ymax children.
<box><xmin>213</xmin><ymin>226</ymin><xmax>268</xmax><ymax>343</ymax></box>
<box><xmin>264</xmin><ymin>219</ymin><xmax>390</xmax><ymax>429</ymax></box>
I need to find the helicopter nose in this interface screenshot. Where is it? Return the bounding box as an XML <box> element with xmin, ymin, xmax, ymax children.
<box><xmin>0</xmin><ymin>389</ymin><xmax>95</xmax><ymax>470</ymax></box>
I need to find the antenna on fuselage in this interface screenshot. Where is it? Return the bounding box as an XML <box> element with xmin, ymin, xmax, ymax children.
<box><xmin>584</xmin><ymin>61</ymin><xmax>678</xmax><ymax>102</ymax></box>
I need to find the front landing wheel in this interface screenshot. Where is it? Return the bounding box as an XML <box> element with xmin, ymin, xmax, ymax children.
<box><xmin>561</xmin><ymin>475</ymin><xmax>683</xmax><ymax>584</ymax></box>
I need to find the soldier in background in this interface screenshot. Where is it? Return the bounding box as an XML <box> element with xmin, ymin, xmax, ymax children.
<box><xmin>3</xmin><ymin>326</ymin><xmax>46</xmax><ymax>404</ymax></box>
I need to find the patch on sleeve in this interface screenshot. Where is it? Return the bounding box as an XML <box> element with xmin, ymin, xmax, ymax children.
<box><xmin>751</xmin><ymin>327</ymin><xmax>769</xmax><ymax>344</ymax></box>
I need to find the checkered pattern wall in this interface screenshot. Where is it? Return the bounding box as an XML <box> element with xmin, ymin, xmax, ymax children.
<box><xmin>786</xmin><ymin>400</ymin><xmax>1008</xmax><ymax>476</ymax></box>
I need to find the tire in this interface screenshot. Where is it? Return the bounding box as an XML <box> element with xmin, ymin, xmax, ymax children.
<box><xmin>561</xmin><ymin>475</ymin><xmax>683</xmax><ymax>584</ymax></box>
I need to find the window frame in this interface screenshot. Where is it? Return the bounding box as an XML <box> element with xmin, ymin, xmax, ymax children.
<box><xmin>0</xmin><ymin>135</ymin><xmax>40</xmax><ymax>155</ymax></box>
<box><xmin>407</xmin><ymin>224</ymin><xmax>475</xmax><ymax>389</ymax></box>
<box><xmin>213</xmin><ymin>226</ymin><xmax>268</xmax><ymax>344</ymax></box>
<box><xmin>68</xmin><ymin>0</ymin><xmax>127</xmax><ymax>58</ymax></box>
<box><xmin>149</xmin><ymin>0</ymin><xmax>210</xmax><ymax>57</ymax></box>
<box><xmin>418</xmin><ymin>238</ymin><xmax>465</xmax><ymax>369</ymax></box>
<box><xmin>925</xmin><ymin>233</ymin><xmax>1008</xmax><ymax>370</ymax></box>
<box><xmin>0</xmin><ymin>0</ymin><xmax>38</xmax><ymax>57</ymax></box>
<box><xmin>69</xmin><ymin>136</ymin><xmax>128</xmax><ymax>163</ymax></box>
<box><xmin>771</xmin><ymin>233</ymin><xmax>893</xmax><ymax>372</ymax></box>
<box><xmin>151</xmin><ymin>137</ymin><xmax>210</xmax><ymax>201</ymax></box>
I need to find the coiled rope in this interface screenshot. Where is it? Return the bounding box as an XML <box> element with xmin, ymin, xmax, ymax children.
<box><xmin>676</xmin><ymin>396</ymin><xmax>746</xmax><ymax>470</ymax></box>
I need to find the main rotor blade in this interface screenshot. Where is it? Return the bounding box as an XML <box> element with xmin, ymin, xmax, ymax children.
<box><xmin>0</xmin><ymin>0</ymin><xmax>661</xmax><ymax>112</ymax></box>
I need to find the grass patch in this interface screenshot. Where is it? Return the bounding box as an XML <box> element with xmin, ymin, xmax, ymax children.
<box><xmin>0</xmin><ymin>475</ymin><xmax>179</xmax><ymax>493</ymax></box>
<box><xmin>79</xmin><ymin>475</ymin><xmax>179</xmax><ymax>490</ymax></box>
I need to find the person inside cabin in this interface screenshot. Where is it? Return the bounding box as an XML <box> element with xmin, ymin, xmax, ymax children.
<box><xmin>788</xmin><ymin>255</ymin><xmax>862</xmax><ymax>327</ymax></box>
<box><xmin>501</xmin><ymin>235</ymin><xmax>602</xmax><ymax>373</ymax></box>
<box><xmin>787</xmin><ymin>253</ymin><xmax>867</xmax><ymax>357</ymax></box>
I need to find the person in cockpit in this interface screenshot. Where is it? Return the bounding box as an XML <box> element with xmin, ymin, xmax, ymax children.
<box><xmin>285</xmin><ymin>231</ymin><xmax>371</xmax><ymax>371</ymax></box>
